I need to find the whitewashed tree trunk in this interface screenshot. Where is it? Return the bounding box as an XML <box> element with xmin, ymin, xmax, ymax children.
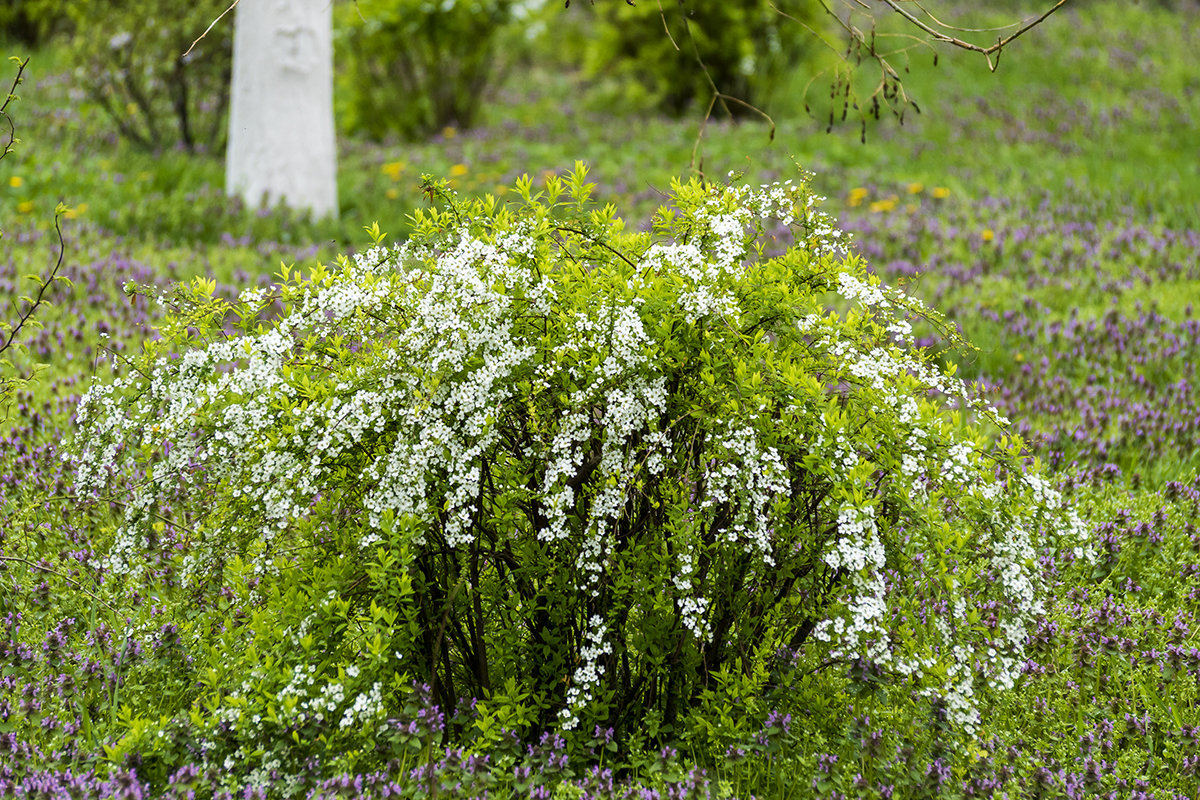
<box><xmin>225</xmin><ymin>0</ymin><xmax>338</xmax><ymax>219</ymax></box>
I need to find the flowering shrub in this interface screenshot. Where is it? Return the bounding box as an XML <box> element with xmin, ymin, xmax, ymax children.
<box><xmin>61</xmin><ymin>0</ymin><xmax>232</xmax><ymax>153</ymax></box>
<box><xmin>335</xmin><ymin>0</ymin><xmax>513</xmax><ymax>140</ymax></box>
<box><xmin>71</xmin><ymin>166</ymin><xmax>1086</xmax><ymax>780</ymax></box>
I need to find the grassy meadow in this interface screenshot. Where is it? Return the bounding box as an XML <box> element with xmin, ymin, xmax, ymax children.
<box><xmin>3</xmin><ymin>1</ymin><xmax>1200</xmax><ymax>797</ymax></box>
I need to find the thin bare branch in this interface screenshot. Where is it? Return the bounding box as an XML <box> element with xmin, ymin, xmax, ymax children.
<box><xmin>877</xmin><ymin>0</ymin><xmax>1071</xmax><ymax>70</ymax></box>
<box><xmin>1</xmin><ymin>206</ymin><xmax>67</xmax><ymax>359</ymax></box>
<box><xmin>183</xmin><ymin>0</ymin><xmax>241</xmax><ymax>58</ymax></box>
<box><xmin>1</xmin><ymin>56</ymin><xmax>29</xmax><ymax>162</ymax></box>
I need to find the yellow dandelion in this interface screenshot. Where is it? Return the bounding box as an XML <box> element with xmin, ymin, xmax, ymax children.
<box><xmin>442</xmin><ymin>126</ymin><xmax>457</xmax><ymax>139</ymax></box>
<box><xmin>449</xmin><ymin>163</ymin><xmax>469</xmax><ymax>178</ymax></box>
<box><xmin>77</xmin><ymin>202</ymin><xmax>89</xmax><ymax>215</ymax></box>
<box><xmin>17</xmin><ymin>200</ymin><xmax>34</xmax><ymax>214</ymax></box>
<box><xmin>906</xmin><ymin>182</ymin><xmax>924</xmax><ymax>195</ymax></box>
<box><xmin>932</xmin><ymin>186</ymin><xmax>951</xmax><ymax>199</ymax></box>
<box><xmin>868</xmin><ymin>195</ymin><xmax>899</xmax><ymax>213</ymax></box>
<box><xmin>981</xmin><ymin>229</ymin><xmax>995</xmax><ymax>243</ymax></box>
<box><xmin>386</xmin><ymin>188</ymin><xmax>400</xmax><ymax>200</ymax></box>
<box><xmin>8</xmin><ymin>176</ymin><xmax>23</xmax><ymax>188</ymax></box>
<box><xmin>381</xmin><ymin>161</ymin><xmax>406</xmax><ymax>181</ymax></box>
<box><xmin>848</xmin><ymin>187</ymin><xmax>869</xmax><ymax>207</ymax></box>
<box><xmin>494</xmin><ymin>185</ymin><xmax>509</xmax><ymax>196</ymax></box>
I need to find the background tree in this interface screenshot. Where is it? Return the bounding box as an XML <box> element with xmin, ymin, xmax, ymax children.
<box><xmin>165</xmin><ymin>0</ymin><xmax>1071</xmax><ymax>217</ymax></box>
<box><xmin>224</xmin><ymin>0</ymin><xmax>338</xmax><ymax>218</ymax></box>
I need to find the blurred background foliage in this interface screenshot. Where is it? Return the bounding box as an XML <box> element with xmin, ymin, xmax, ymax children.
<box><xmin>3</xmin><ymin>0</ymin><xmax>833</xmax><ymax>149</ymax></box>
<box><xmin>60</xmin><ymin>0</ymin><xmax>233</xmax><ymax>154</ymax></box>
<box><xmin>579</xmin><ymin>0</ymin><xmax>831</xmax><ymax>117</ymax></box>
<box><xmin>334</xmin><ymin>0</ymin><xmax>516</xmax><ymax>141</ymax></box>
<box><xmin>2</xmin><ymin>0</ymin><xmax>1197</xmax><ymax>250</ymax></box>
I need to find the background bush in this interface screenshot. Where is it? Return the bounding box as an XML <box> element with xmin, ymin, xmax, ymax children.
<box><xmin>61</xmin><ymin>0</ymin><xmax>232</xmax><ymax>154</ymax></box>
<box><xmin>584</xmin><ymin>0</ymin><xmax>829</xmax><ymax>116</ymax></box>
<box><xmin>335</xmin><ymin>0</ymin><xmax>514</xmax><ymax>140</ymax></box>
<box><xmin>0</xmin><ymin>0</ymin><xmax>68</xmax><ymax>46</ymax></box>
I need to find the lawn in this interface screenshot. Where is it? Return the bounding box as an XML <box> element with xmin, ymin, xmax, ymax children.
<box><xmin>3</xmin><ymin>1</ymin><xmax>1200</xmax><ymax>797</ymax></box>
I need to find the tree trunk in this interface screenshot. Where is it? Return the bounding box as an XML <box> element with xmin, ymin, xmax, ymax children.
<box><xmin>225</xmin><ymin>0</ymin><xmax>338</xmax><ymax>219</ymax></box>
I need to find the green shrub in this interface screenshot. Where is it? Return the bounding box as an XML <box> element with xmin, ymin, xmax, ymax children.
<box><xmin>583</xmin><ymin>0</ymin><xmax>828</xmax><ymax>116</ymax></box>
<box><xmin>71</xmin><ymin>166</ymin><xmax>1086</xmax><ymax>784</ymax></box>
<box><xmin>335</xmin><ymin>0</ymin><xmax>513</xmax><ymax>140</ymax></box>
<box><xmin>62</xmin><ymin>0</ymin><xmax>232</xmax><ymax>154</ymax></box>
<box><xmin>0</xmin><ymin>0</ymin><xmax>68</xmax><ymax>45</ymax></box>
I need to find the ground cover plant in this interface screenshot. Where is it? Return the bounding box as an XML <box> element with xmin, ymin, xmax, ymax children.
<box><xmin>3</xmin><ymin>1</ymin><xmax>1200</xmax><ymax>797</ymax></box>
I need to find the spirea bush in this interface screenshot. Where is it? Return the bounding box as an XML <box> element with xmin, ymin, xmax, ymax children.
<box><xmin>72</xmin><ymin>166</ymin><xmax>1087</xmax><ymax>770</ymax></box>
<box><xmin>62</xmin><ymin>0</ymin><xmax>232</xmax><ymax>153</ymax></box>
<box><xmin>583</xmin><ymin>0</ymin><xmax>826</xmax><ymax>116</ymax></box>
<box><xmin>335</xmin><ymin>0</ymin><xmax>513</xmax><ymax>140</ymax></box>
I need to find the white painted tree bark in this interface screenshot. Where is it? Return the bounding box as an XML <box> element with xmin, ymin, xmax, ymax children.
<box><xmin>225</xmin><ymin>0</ymin><xmax>338</xmax><ymax>219</ymax></box>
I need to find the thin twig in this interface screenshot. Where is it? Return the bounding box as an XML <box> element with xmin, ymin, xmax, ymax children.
<box><xmin>1</xmin><ymin>56</ymin><xmax>29</xmax><ymax>162</ymax></box>
<box><xmin>553</xmin><ymin>223</ymin><xmax>641</xmax><ymax>271</ymax></box>
<box><xmin>877</xmin><ymin>0</ymin><xmax>1071</xmax><ymax>71</ymax></box>
<box><xmin>1</xmin><ymin>207</ymin><xmax>67</xmax><ymax>358</ymax></box>
<box><xmin>183</xmin><ymin>0</ymin><xmax>241</xmax><ymax>58</ymax></box>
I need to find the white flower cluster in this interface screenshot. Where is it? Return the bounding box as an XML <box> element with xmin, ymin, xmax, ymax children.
<box><xmin>836</xmin><ymin>272</ymin><xmax>888</xmax><ymax>308</ymax></box>
<box><xmin>700</xmin><ymin>423</ymin><xmax>789</xmax><ymax>565</ymax></box>
<box><xmin>640</xmin><ymin>242</ymin><xmax>740</xmax><ymax>324</ymax></box>
<box><xmin>339</xmin><ymin>681</ymin><xmax>384</xmax><ymax>730</ymax></box>
<box><xmin>560</xmin><ymin>615</ymin><xmax>612</xmax><ymax>731</ymax></box>
<box><xmin>814</xmin><ymin>506</ymin><xmax>892</xmax><ymax>664</ymax></box>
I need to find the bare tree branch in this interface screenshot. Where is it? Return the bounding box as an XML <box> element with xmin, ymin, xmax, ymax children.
<box><xmin>877</xmin><ymin>0</ymin><xmax>1072</xmax><ymax>71</ymax></box>
<box><xmin>183</xmin><ymin>0</ymin><xmax>242</xmax><ymax>58</ymax></box>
